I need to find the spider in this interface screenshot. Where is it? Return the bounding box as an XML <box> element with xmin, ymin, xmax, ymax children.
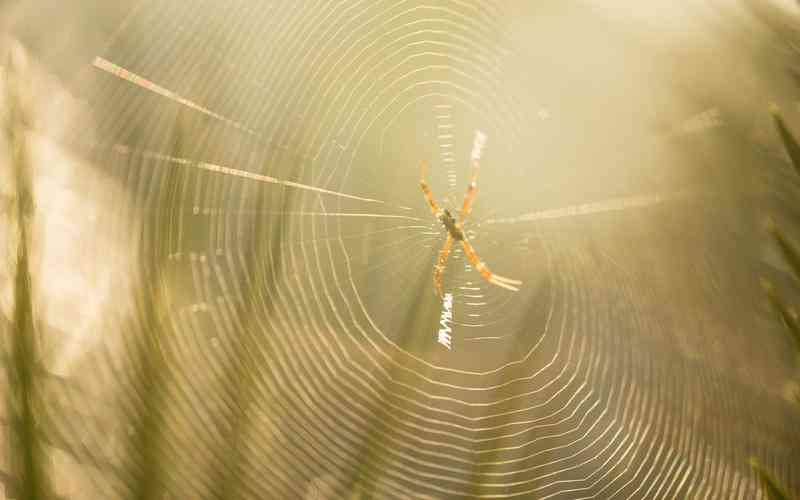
<box><xmin>420</xmin><ymin>131</ymin><xmax>522</xmax><ymax>297</ymax></box>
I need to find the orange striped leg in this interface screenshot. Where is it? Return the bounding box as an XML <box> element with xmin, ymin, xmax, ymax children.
<box><xmin>460</xmin><ymin>159</ymin><xmax>480</xmax><ymax>220</ymax></box>
<box><xmin>433</xmin><ymin>235</ymin><xmax>454</xmax><ymax>297</ymax></box>
<box><xmin>459</xmin><ymin>238</ymin><xmax>521</xmax><ymax>292</ymax></box>
<box><xmin>420</xmin><ymin>160</ymin><xmax>442</xmax><ymax>217</ymax></box>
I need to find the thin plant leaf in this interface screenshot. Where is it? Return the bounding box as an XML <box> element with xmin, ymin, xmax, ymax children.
<box><xmin>789</xmin><ymin>68</ymin><xmax>800</xmax><ymax>90</ymax></box>
<box><xmin>118</xmin><ymin>110</ymin><xmax>188</xmax><ymax>500</ymax></box>
<box><xmin>4</xmin><ymin>42</ymin><xmax>51</xmax><ymax>500</ymax></box>
<box><xmin>750</xmin><ymin>457</ymin><xmax>794</xmax><ymax>500</ymax></box>
<box><xmin>206</xmin><ymin>146</ymin><xmax>292</xmax><ymax>500</ymax></box>
<box><xmin>762</xmin><ymin>279</ymin><xmax>800</xmax><ymax>351</ymax></box>
<box><xmin>770</xmin><ymin>103</ymin><xmax>800</xmax><ymax>177</ymax></box>
<box><xmin>767</xmin><ymin>219</ymin><xmax>800</xmax><ymax>282</ymax></box>
<box><xmin>343</xmin><ymin>264</ymin><xmax>438</xmax><ymax>498</ymax></box>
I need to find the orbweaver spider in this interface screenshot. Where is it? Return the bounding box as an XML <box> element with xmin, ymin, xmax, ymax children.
<box><xmin>420</xmin><ymin>131</ymin><xmax>522</xmax><ymax>297</ymax></box>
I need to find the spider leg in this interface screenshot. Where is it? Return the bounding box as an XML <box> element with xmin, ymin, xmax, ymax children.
<box><xmin>433</xmin><ymin>234</ymin><xmax>454</xmax><ymax>297</ymax></box>
<box><xmin>420</xmin><ymin>160</ymin><xmax>442</xmax><ymax>217</ymax></box>
<box><xmin>459</xmin><ymin>159</ymin><xmax>479</xmax><ymax>221</ymax></box>
<box><xmin>460</xmin><ymin>130</ymin><xmax>486</xmax><ymax>221</ymax></box>
<box><xmin>459</xmin><ymin>238</ymin><xmax>522</xmax><ymax>292</ymax></box>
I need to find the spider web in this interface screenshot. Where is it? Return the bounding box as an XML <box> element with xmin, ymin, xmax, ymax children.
<box><xmin>6</xmin><ymin>0</ymin><xmax>800</xmax><ymax>498</ymax></box>
<box><xmin>86</xmin><ymin>0</ymin><xmax>539</xmax><ymax>373</ymax></box>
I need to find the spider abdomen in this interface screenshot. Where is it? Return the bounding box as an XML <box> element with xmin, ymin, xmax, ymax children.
<box><xmin>439</xmin><ymin>209</ymin><xmax>465</xmax><ymax>240</ymax></box>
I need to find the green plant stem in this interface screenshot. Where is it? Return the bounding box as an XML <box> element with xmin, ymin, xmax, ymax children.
<box><xmin>5</xmin><ymin>44</ymin><xmax>50</xmax><ymax>500</ymax></box>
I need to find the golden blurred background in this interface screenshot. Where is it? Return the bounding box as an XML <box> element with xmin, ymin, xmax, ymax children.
<box><xmin>1</xmin><ymin>1</ymin><xmax>800</xmax><ymax>498</ymax></box>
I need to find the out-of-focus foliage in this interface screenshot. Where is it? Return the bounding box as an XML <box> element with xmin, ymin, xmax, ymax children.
<box><xmin>4</xmin><ymin>42</ymin><xmax>52</xmax><ymax>500</ymax></box>
<box><xmin>765</xmin><ymin>104</ymin><xmax>800</xmax><ymax>363</ymax></box>
<box><xmin>752</xmin><ymin>457</ymin><xmax>795</xmax><ymax>500</ymax></box>
<box><xmin>754</xmin><ymin>100</ymin><xmax>800</xmax><ymax>500</ymax></box>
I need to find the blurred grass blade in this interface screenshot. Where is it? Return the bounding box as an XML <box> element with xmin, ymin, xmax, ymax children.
<box><xmin>750</xmin><ymin>458</ymin><xmax>794</xmax><ymax>500</ymax></box>
<box><xmin>122</xmin><ymin>267</ymin><xmax>170</xmax><ymax>500</ymax></box>
<box><xmin>767</xmin><ymin>221</ymin><xmax>800</xmax><ymax>281</ymax></box>
<box><xmin>762</xmin><ymin>279</ymin><xmax>800</xmax><ymax>351</ymax></box>
<box><xmin>344</xmin><ymin>265</ymin><xmax>438</xmax><ymax>498</ymax></box>
<box><xmin>206</xmin><ymin>144</ymin><xmax>289</xmax><ymax>500</ymax></box>
<box><xmin>789</xmin><ymin>68</ymin><xmax>800</xmax><ymax>90</ymax></box>
<box><xmin>118</xmin><ymin>111</ymin><xmax>189</xmax><ymax>500</ymax></box>
<box><xmin>770</xmin><ymin>104</ymin><xmax>800</xmax><ymax>176</ymax></box>
<box><xmin>4</xmin><ymin>43</ymin><xmax>51</xmax><ymax>500</ymax></box>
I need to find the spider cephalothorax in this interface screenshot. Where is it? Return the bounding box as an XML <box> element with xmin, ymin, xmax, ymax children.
<box><xmin>419</xmin><ymin>131</ymin><xmax>522</xmax><ymax>297</ymax></box>
<box><xmin>439</xmin><ymin>209</ymin><xmax>464</xmax><ymax>241</ymax></box>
